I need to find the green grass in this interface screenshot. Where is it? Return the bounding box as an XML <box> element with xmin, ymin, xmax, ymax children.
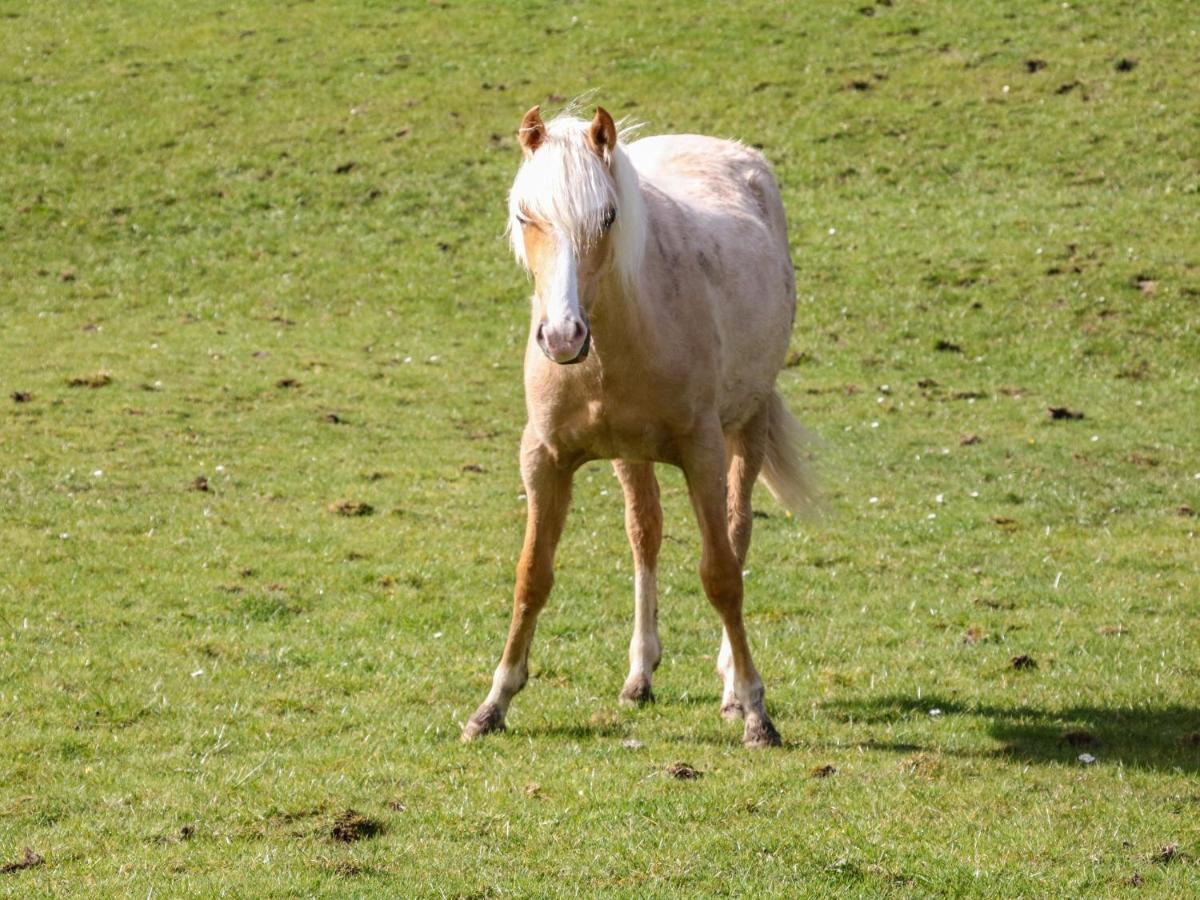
<box><xmin>2</xmin><ymin>0</ymin><xmax>1199</xmax><ymax>895</ymax></box>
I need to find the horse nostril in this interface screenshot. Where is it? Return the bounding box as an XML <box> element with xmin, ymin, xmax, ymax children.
<box><xmin>573</xmin><ymin>320</ymin><xmax>586</xmax><ymax>342</ymax></box>
<box><xmin>536</xmin><ymin>322</ymin><xmax>547</xmax><ymax>344</ymax></box>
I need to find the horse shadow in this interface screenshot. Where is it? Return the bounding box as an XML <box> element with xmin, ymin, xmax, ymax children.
<box><xmin>827</xmin><ymin>694</ymin><xmax>1200</xmax><ymax>773</ymax></box>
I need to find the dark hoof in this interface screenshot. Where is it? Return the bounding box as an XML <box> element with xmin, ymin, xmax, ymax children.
<box><xmin>619</xmin><ymin>674</ymin><xmax>655</xmax><ymax>706</ymax></box>
<box><xmin>720</xmin><ymin>700</ymin><xmax>745</xmax><ymax>721</ymax></box>
<box><xmin>743</xmin><ymin>714</ymin><xmax>782</xmax><ymax>749</ymax></box>
<box><xmin>461</xmin><ymin>702</ymin><xmax>506</xmax><ymax>742</ymax></box>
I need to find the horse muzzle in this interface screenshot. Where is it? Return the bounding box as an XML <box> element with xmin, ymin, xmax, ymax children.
<box><xmin>536</xmin><ymin>317</ymin><xmax>591</xmax><ymax>365</ymax></box>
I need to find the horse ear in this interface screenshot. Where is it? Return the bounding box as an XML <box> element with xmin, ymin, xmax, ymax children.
<box><xmin>518</xmin><ymin>106</ymin><xmax>546</xmax><ymax>157</ymax></box>
<box><xmin>587</xmin><ymin>107</ymin><xmax>617</xmax><ymax>161</ymax></box>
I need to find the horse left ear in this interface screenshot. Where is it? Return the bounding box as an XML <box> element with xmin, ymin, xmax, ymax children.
<box><xmin>587</xmin><ymin>107</ymin><xmax>617</xmax><ymax>162</ymax></box>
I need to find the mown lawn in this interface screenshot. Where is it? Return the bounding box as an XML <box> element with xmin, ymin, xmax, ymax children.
<box><xmin>2</xmin><ymin>0</ymin><xmax>1198</xmax><ymax>895</ymax></box>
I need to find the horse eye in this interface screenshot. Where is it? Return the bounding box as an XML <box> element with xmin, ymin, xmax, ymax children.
<box><xmin>602</xmin><ymin>207</ymin><xmax>617</xmax><ymax>231</ymax></box>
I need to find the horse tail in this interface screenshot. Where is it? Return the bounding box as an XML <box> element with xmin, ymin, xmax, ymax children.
<box><xmin>758</xmin><ymin>390</ymin><xmax>817</xmax><ymax>515</ymax></box>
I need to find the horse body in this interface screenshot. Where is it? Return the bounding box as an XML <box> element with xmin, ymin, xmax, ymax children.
<box><xmin>525</xmin><ymin>133</ymin><xmax>794</xmax><ymax>463</ymax></box>
<box><xmin>463</xmin><ymin>106</ymin><xmax>810</xmax><ymax>748</ymax></box>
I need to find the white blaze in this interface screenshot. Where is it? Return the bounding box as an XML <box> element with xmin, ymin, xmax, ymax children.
<box><xmin>543</xmin><ymin>227</ymin><xmax>582</xmax><ymax>330</ymax></box>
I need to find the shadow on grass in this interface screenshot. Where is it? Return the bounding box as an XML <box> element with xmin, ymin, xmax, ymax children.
<box><xmin>831</xmin><ymin>694</ymin><xmax>1200</xmax><ymax>773</ymax></box>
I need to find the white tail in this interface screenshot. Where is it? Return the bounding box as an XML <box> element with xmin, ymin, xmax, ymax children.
<box><xmin>759</xmin><ymin>390</ymin><xmax>817</xmax><ymax>514</ymax></box>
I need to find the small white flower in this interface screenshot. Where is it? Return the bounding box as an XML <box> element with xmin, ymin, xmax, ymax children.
<box><xmin>870</xmin><ymin>421</ymin><xmax>880</xmax><ymax>429</ymax></box>
<box><xmin>828</xmin><ymin>227</ymin><xmax>837</xmax><ymax>235</ymax></box>
<box><xmin>868</xmin><ymin>497</ymin><xmax>879</xmax><ymax>504</ymax></box>
<box><xmin>929</xmin><ymin>708</ymin><xmax>943</xmax><ymax>717</ymax></box>
<box><xmin>92</xmin><ymin>470</ymin><xmax>103</xmax><ymax>478</ymax></box>
<box><xmin>1078</xmin><ymin>753</ymin><xmax>1096</xmax><ymax>765</ymax></box>
<box><xmin>935</xmin><ymin>494</ymin><xmax>944</xmax><ymax>504</ymax></box>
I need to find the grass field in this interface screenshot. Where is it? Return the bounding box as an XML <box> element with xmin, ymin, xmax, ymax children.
<box><xmin>2</xmin><ymin>0</ymin><xmax>1198</xmax><ymax>895</ymax></box>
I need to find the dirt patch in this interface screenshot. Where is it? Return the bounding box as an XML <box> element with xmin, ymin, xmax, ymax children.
<box><xmin>10</xmin><ymin>391</ymin><xmax>32</xmax><ymax>403</ymax></box>
<box><xmin>810</xmin><ymin>764</ymin><xmax>837</xmax><ymax>778</ymax></box>
<box><xmin>460</xmin><ymin>463</ymin><xmax>485</xmax><ymax>474</ymax></box>
<box><xmin>330</xmin><ymin>809</ymin><xmax>382</xmax><ymax>843</ymax></box>
<box><xmin>960</xmin><ymin>433</ymin><xmax>981</xmax><ymax>446</ymax></box>
<box><xmin>933</xmin><ymin>339</ymin><xmax>962</xmax><ymax>353</ymax></box>
<box><xmin>276</xmin><ymin>378</ymin><xmax>301</xmax><ymax>389</ymax></box>
<box><xmin>321</xmin><ymin>412</ymin><xmax>344</xmax><ymax>424</ymax></box>
<box><xmin>329</xmin><ymin>500</ymin><xmax>373</xmax><ymax>517</ymax></box>
<box><xmin>1</xmin><ymin>848</ymin><xmax>43</xmax><ymax>874</ymax></box>
<box><xmin>962</xmin><ymin>625</ymin><xmax>985</xmax><ymax>645</ymax></box>
<box><xmin>67</xmin><ymin>372</ymin><xmax>112</xmax><ymax>388</ymax></box>
<box><xmin>190</xmin><ymin>475</ymin><xmax>210</xmax><ymax>492</ymax></box>
<box><xmin>334</xmin><ymin>161</ymin><xmax>357</xmax><ymax>174</ymax></box>
<box><xmin>1062</xmin><ymin>729</ymin><xmax>1098</xmax><ymax>747</ymax></box>
<box><xmin>666</xmin><ymin>761</ymin><xmax>702</xmax><ymax>780</ymax></box>
<box><xmin>1176</xmin><ymin>505</ymin><xmax>1194</xmax><ymax>518</ymax></box>
<box><xmin>1115</xmin><ymin>58</ymin><xmax>1138</xmax><ymax>72</ymax></box>
<box><xmin>1010</xmin><ymin>654</ymin><xmax>1038</xmax><ymax>671</ymax></box>
<box><xmin>1047</xmin><ymin>406</ymin><xmax>1084</xmax><ymax>420</ymax></box>
<box><xmin>1154</xmin><ymin>843</ymin><xmax>1180</xmax><ymax>865</ymax></box>
<box><xmin>1098</xmin><ymin>625</ymin><xmax>1128</xmax><ymax>636</ymax></box>
<box><xmin>1025</xmin><ymin>59</ymin><xmax>1048</xmax><ymax>73</ymax></box>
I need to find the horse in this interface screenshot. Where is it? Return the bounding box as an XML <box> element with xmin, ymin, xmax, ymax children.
<box><xmin>462</xmin><ymin>104</ymin><xmax>811</xmax><ymax>748</ymax></box>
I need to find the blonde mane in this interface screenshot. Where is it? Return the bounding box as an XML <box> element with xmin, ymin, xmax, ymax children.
<box><xmin>507</xmin><ymin>114</ymin><xmax>646</xmax><ymax>286</ymax></box>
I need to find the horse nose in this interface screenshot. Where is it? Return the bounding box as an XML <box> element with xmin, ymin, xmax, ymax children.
<box><xmin>536</xmin><ymin>317</ymin><xmax>590</xmax><ymax>364</ymax></box>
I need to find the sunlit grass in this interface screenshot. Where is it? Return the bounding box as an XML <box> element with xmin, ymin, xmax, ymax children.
<box><xmin>1</xmin><ymin>0</ymin><xmax>1197</xmax><ymax>895</ymax></box>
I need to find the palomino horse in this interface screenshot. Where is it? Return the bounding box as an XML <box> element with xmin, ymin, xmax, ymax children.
<box><xmin>462</xmin><ymin>105</ymin><xmax>811</xmax><ymax>748</ymax></box>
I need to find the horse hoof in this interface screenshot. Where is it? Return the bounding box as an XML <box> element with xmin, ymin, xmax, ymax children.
<box><xmin>743</xmin><ymin>715</ymin><xmax>782</xmax><ymax>749</ymax></box>
<box><xmin>720</xmin><ymin>700</ymin><xmax>745</xmax><ymax>721</ymax></box>
<box><xmin>619</xmin><ymin>674</ymin><xmax>655</xmax><ymax>706</ymax></box>
<box><xmin>461</xmin><ymin>703</ymin><xmax>506</xmax><ymax>742</ymax></box>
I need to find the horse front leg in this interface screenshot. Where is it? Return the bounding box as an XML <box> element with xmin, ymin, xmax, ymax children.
<box><xmin>681</xmin><ymin>422</ymin><xmax>781</xmax><ymax>749</ymax></box>
<box><xmin>462</xmin><ymin>432</ymin><xmax>574</xmax><ymax>741</ymax></box>
<box><xmin>613</xmin><ymin>460</ymin><xmax>663</xmax><ymax>705</ymax></box>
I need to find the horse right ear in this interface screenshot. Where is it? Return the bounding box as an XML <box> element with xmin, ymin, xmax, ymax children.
<box><xmin>518</xmin><ymin>106</ymin><xmax>546</xmax><ymax>158</ymax></box>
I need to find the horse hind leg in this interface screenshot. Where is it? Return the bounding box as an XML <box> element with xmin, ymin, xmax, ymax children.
<box><xmin>613</xmin><ymin>460</ymin><xmax>663</xmax><ymax>705</ymax></box>
<box><xmin>683</xmin><ymin>416</ymin><xmax>780</xmax><ymax>748</ymax></box>
<box><xmin>718</xmin><ymin>405</ymin><xmax>769</xmax><ymax>722</ymax></box>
